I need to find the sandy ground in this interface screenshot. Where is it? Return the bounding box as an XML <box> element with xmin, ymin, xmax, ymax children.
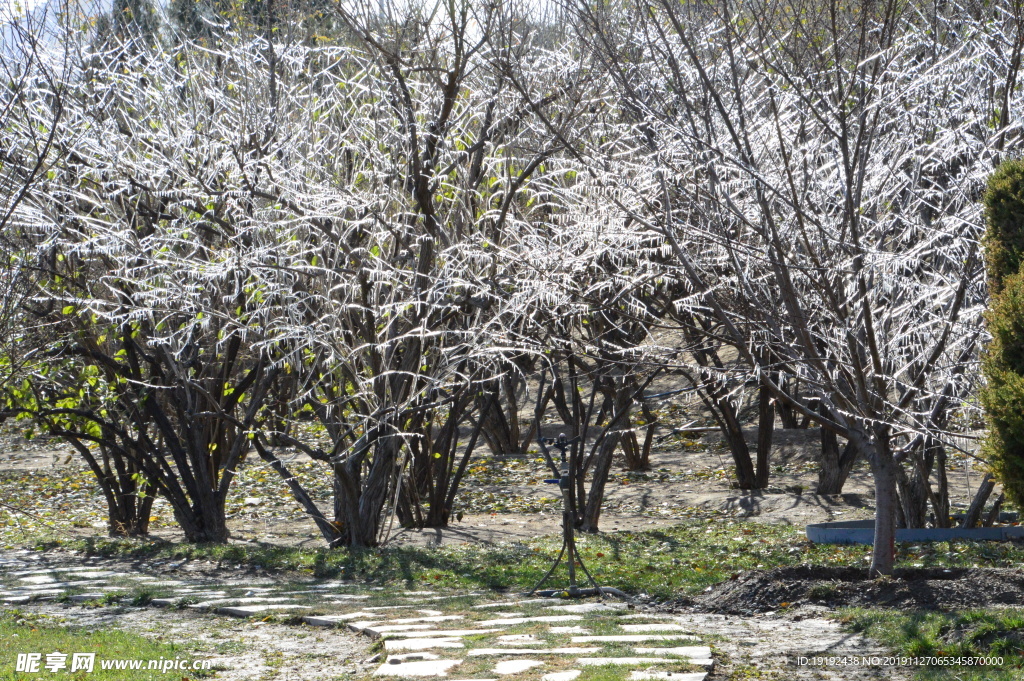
<box><xmin>0</xmin><ymin>423</ymin><xmax>991</xmax><ymax>549</ymax></box>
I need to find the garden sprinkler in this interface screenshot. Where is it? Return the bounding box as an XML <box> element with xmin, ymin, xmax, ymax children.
<box><xmin>526</xmin><ymin>433</ymin><xmax>629</xmax><ymax>601</ymax></box>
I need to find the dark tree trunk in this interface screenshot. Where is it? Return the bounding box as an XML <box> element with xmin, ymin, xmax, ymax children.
<box><xmin>479</xmin><ymin>386</ymin><xmax>517</xmax><ymax>457</ymax></box>
<box><xmin>172</xmin><ymin>502</ymin><xmax>229</xmax><ymax>543</ymax></box>
<box><xmin>579</xmin><ymin>373</ymin><xmax>633</xmax><ymax>532</ymax></box>
<box><xmin>61</xmin><ymin>439</ymin><xmax>155</xmax><ymax>538</ymax></box>
<box><xmin>776</xmin><ymin>376</ymin><xmax>800</xmax><ymax>429</ymax></box>
<box><xmin>864</xmin><ymin>432</ymin><xmax>897</xmax><ymax>576</ymax></box>
<box><xmin>717</xmin><ymin>397</ymin><xmax>756</xmax><ymax>489</ymax></box>
<box><xmin>637</xmin><ymin>401</ymin><xmax>657</xmax><ymax>471</ymax></box>
<box><xmin>931</xmin><ymin>439</ymin><xmax>951</xmax><ymax>528</ymax></box>
<box><xmin>896</xmin><ymin>461</ymin><xmax>931</xmax><ymax>529</ymax></box>
<box><xmin>816</xmin><ymin>432</ymin><xmax>860</xmax><ymax>495</ymax></box>
<box><xmin>984</xmin><ymin>493</ymin><xmax>1005</xmax><ymax>527</ymax></box>
<box><xmin>395</xmin><ymin>473</ymin><xmax>420</xmax><ymax>529</ymax></box>
<box><xmin>107</xmin><ymin>486</ymin><xmax>154</xmax><ymax>537</ymax></box>
<box><xmin>579</xmin><ymin>426</ymin><xmax>621</xmax><ymax>533</ymax></box>
<box><xmin>961</xmin><ymin>473</ymin><xmax>996</xmax><ymax>529</ymax></box>
<box><xmin>754</xmin><ymin>383</ymin><xmax>774</xmax><ymax>488</ymax></box>
<box><xmin>351</xmin><ymin>436</ymin><xmax>401</xmax><ymax>547</ymax></box>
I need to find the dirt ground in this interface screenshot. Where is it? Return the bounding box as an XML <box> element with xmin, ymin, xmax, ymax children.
<box><xmin>675</xmin><ymin>566</ymin><xmax>1024</xmax><ymax>614</ymax></box>
<box><xmin>1</xmin><ymin>424</ymin><xmax>988</xmax><ymax>549</ymax></box>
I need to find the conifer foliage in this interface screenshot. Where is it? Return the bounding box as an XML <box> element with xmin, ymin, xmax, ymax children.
<box><xmin>982</xmin><ymin>160</ymin><xmax>1024</xmax><ymax>508</ymax></box>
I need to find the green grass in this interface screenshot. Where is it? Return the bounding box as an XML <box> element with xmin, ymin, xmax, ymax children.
<box><xmin>0</xmin><ymin>610</ymin><xmax>215</xmax><ymax>680</ymax></box>
<box><xmin>19</xmin><ymin>522</ymin><xmax>1024</xmax><ymax>600</ymax></box>
<box><xmin>841</xmin><ymin>608</ymin><xmax>1024</xmax><ymax>680</ymax></box>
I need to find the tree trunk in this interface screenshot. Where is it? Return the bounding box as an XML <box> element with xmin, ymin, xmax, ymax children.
<box><xmin>961</xmin><ymin>473</ymin><xmax>995</xmax><ymax>529</ymax></box>
<box><xmin>817</xmin><ymin>432</ymin><xmax>859</xmax><ymax>495</ymax></box>
<box><xmin>777</xmin><ymin>376</ymin><xmax>800</xmax><ymax>429</ymax></box>
<box><xmin>754</xmin><ymin>383</ymin><xmax>774</xmax><ymax>488</ymax></box>
<box><xmin>718</xmin><ymin>397</ymin><xmax>756</xmax><ymax>489</ymax></box>
<box><xmin>867</xmin><ymin>439</ymin><xmax>897</xmax><ymax>576</ymax></box>
<box><xmin>172</xmin><ymin>501</ymin><xmax>229</xmax><ymax>543</ymax></box>
<box><xmin>621</xmin><ymin>427</ymin><xmax>643</xmax><ymax>471</ymax></box>
<box><xmin>394</xmin><ymin>474</ymin><xmax>420</xmax><ymax>528</ymax></box>
<box><xmin>579</xmin><ymin>380</ymin><xmax>632</xmax><ymax>532</ymax></box>
<box><xmin>352</xmin><ymin>436</ymin><xmax>400</xmax><ymax>547</ymax></box>
<box><xmin>579</xmin><ymin>432</ymin><xmax>618</xmax><ymax>533</ymax></box>
<box><xmin>931</xmin><ymin>439</ymin><xmax>951</xmax><ymax>528</ymax></box>
<box><xmin>984</xmin><ymin>493</ymin><xmax>1005</xmax><ymax>527</ymax></box>
<box><xmin>479</xmin><ymin>388</ymin><xmax>516</xmax><ymax>457</ymax></box>
<box><xmin>895</xmin><ymin>464</ymin><xmax>930</xmax><ymax>529</ymax></box>
<box><xmin>108</xmin><ymin>493</ymin><xmax>154</xmax><ymax>537</ymax></box>
<box><xmin>637</xmin><ymin>401</ymin><xmax>657</xmax><ymax>471</ymax></box>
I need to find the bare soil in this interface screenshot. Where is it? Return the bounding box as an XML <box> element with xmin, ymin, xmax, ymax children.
<box><xmin>0</xmin><ymin>422</ymin><xmax>993</xmax><ymax>549</ymax></box>
<box><xmin>672</xmin><ymin>566</ymin><xmax>1024</xmax><ymax>615</ymax></box>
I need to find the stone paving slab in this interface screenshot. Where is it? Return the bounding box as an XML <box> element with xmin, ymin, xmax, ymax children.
<box><xmin>52</xmin><ymin>569</ymin><xmax>120</xmax><ymax>577</ymax></box>
<box><xmin>576</xmin><ymin>658</ymin><xmax>684</xmax><ymax>666</ymax></box>
<box><xmin>468</xmin><ymin>648</ymin><xmax>601</xmax><ymax>657</ymax></box>
<box><xmin>476</xmin><ymin>616</ymin><xmax>582</xmax><ymax>626</ymax></box>
<box><xmin>386</xmin><ymin>653</ymin><xmax>441</xmax><ymax>663</ymax></box>
<box><xmin>390</xmin><ymin>615</ymin><xmax>464</xmax><ymax>624</ymax></box>
<box><xmin>303</xmin><ymin>612</ymin><xmax>380</xmax><ymax>626</ymax></box>
<box><xmin>629</xmin><ymin>673</ymin><xmax>707</xmax><ymax>681</ymax></box>
<box><xmin>473</xmin><ymin>599</ymin><xmax>563</xmax><ymax>609</ymax></box>
<box><xmin>373</xmin><ymin>659</ymin><xmax>462</xmax><ymax>676</ymax></box>
<box><xmin>378</xmin><ymin>629</ymin><xmax>504</xmax><ymax>639</ymax></box>
<box><xmin>324</xmin><ymin>594</ymin><xmax>372</xmax><ymax>600</ymax></box>
<box><xmin>572</xmin><ymin>635</ymin><xmax>701</xmax><ymax>643</ymax></box>
<box><xmin>7</xmin><ymin>585</ymin><xmax>65</xmax><ymax>593</ymax></box>
<box><xmin>21</xmin><ymin>582</ymin><xmax>102</xmax><ymax>591</ymax></box>
<box><xmin>546</xmin><ymin>602</ymin><xmax>628</xmax><ymax>613</ymax></box>
<box><xmin>217</xmin><ymin>604</ymin><xmax>312</xmax><ymax>617</ymax></box>
<box><xmin>493</xmin><ymin>660</ymin><xmax>542</xmax><ymax>675</ymax></box>
<box><xmin>621</xmin><ymin>624</ymin><xmax>694</xmax><ymax>633</ymax></box>
<box><xmin>148</xmin><ymin>592</ymin><xmax>228</xmax><ymax>607</ymax></box>
<box><xmin>384</xmin><ymin>638</ymin><xmax>465</xmax><ymax>652</ymax></box>
<box><xmin>633</xmin><ymin>646</ymin><xmax>713</xmax><ymax>659</ymax></box>
<box><xmin>362</xmin><ymin>624</ymin><xmax>437</xmax><ymax>636</ymax></box>
<box><xmin>18</xmin><ymin>575</ymin><xmax>59</xmax><ymax>583</ymax></box>
<box><xmin>189</xmin><ymin>597</ymin><xmax>294</xmax><ymax>610</ymax></box>
<box><xmin>150</xmin><ymin>598</ymin><xmax>181</xmax><ymax>607</ymax></box>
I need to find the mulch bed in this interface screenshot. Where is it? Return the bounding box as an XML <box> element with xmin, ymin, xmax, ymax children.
<box><xmin>660</xmin><ymin>566</ymin><xmax>1024</xmax><ymax>614</ymax></box>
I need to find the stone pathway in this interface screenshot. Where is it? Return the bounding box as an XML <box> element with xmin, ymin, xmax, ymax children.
<box><xmin>0</xmin><ymin>549</ymin><xmax>906</xmax><ymax>680</ymax></box>
<box><xmin>0</xmin><ymin>550</ymin><xmax>711</xmax><ymax>680</ymax></box>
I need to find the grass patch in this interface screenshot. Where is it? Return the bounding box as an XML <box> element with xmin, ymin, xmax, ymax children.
<box><xmin>19</xmin><ymin>522</ymin><xmax>1024</xmax><ymax>600</ymax></box>
<box><xmin>841</xmin><ymin>608</ymin><xmax>1024</xmax><ymax>680</ymax></box>
<box><xmin>0</xmin><ymin>610</ymin><xmax>214</xmax><ymax>680</ymax></box>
